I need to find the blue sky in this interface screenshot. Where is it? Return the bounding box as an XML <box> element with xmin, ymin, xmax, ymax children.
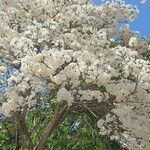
<box><xmin>92</xmin><ymin>0</ymin><xmax>150</xmax><ymax>38</ymax></box>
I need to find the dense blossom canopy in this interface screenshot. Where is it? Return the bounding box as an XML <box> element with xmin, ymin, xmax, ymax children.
<box><xmin>0</xmin><ymin>0</ymin><xmax>150</xmax><ymax>149</ymax></box>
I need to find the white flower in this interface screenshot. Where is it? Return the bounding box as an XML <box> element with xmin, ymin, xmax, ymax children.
<box><xmin>129</xmin><ymin>37</ymin><xmax>138</xmax><ymax>47</ymax></box>
<box><xmin>57</xmin><ymin>88</ymin><xmax>74</xmax><ymax>106</ymax></box>
<box><xmin>1</xmin><ymin>0</ymin><xmax>150</xmax><ymax>149</ymax></box>
<box><xmin>0</xmin><ymin>66</ymin><xmax>6</xmax><ymax>73</ymax></box>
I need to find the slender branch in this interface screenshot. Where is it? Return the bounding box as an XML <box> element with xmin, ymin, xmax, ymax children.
<box><xmin>82</xmin><ymin>105</ymin><xmax>99</xmax><ymax>118</ymax></box>
<box><xmin>126</xmin><ymin>75</ymin><xmax>141</xmax><ymax>101</ymax></box>
<box><xmin>15</xmin><ymin>127</ymin><xmax>21</xmax><ymax>150</ymax></box>
<box><xmin>13</xmin><ymin>112</ymin><xmax>33</xmax><ymax>150</ymax></box>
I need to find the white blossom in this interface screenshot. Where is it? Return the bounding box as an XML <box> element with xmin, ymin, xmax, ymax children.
<box><xmin>0</xmin><ymin>0</ymin><xmax>150</xmax><ymax>149</ymax></box>
<box><xmin>57</xmin><ymin>88</ymin><xmax>74</xmax><ymax>106</ymax></box>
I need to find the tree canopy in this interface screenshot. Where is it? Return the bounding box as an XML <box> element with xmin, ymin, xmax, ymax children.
<box><xmin>0</xmin><ymin>0</ymin><xmax>150</xmax><ymax>149</ymax></box>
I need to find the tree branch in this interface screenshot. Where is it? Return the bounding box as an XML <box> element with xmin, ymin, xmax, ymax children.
<box><xmin>13</xmin><ymin>112</ymin><xmax>33</xmax><ymax>150</ymax></box>
<box><xmin>35</xmin><ymin>103</ymin><xmax>69</xmax><ymax>150</ymax></box>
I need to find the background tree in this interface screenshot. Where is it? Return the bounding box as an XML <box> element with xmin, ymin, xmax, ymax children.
<box><xmin>0</xmin><ymin>0</ymin><xmax>150</xmax><ymax>150</ymax></box>
<box><xmin>0</xmin><ymin>105</ymin><xmax>125</xmax><ymax>150</ymax></box>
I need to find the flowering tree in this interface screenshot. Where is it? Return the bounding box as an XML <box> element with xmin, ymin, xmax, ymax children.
<box><xmin>0</xmin><ymin>0</ymin><xmax>150</xmax><ymax>149</ymax></box>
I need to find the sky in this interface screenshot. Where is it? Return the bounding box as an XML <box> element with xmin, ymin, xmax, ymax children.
<box><xmin>92</xmin><ymin>0</ymin><xmax>150</xmax><ymax>38</ymax></box>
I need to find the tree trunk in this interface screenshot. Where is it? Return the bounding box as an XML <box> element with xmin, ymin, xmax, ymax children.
<box><xmin>35</xmin><ymin>104</ymin><xmax>68</xmax><ymax>150</ymax></box>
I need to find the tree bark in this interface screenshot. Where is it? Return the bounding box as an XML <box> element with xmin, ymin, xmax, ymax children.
<box><xmin>15</xmin><ymin>127</ymin><xmax>21</xmax><ymax>150</ymax></box>
<box><xmin>14</xmin><ymin>112</ymin><xmax>33</xmax><ymax>150</ymax></box>
<box><xmin>35</xmin><ymin>104</ymin><xmax>68</xmax><ymax>150</ymax></box>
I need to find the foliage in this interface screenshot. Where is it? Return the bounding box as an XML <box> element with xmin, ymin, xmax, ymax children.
<box><xmin>0</xmin><ymin>108</ymin><xmax>124</xmax><ymax>150</ymax></box>
<box><xmin>0</xmin><ymin>120</ymin><xmax>16</xmax><ymax>150</ymax></box>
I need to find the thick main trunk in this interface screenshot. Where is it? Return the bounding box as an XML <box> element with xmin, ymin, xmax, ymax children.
<box><xmin>35</xmin><ymin>104</ymin><xmax>68</xmax><ymax>150</ymax></box>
